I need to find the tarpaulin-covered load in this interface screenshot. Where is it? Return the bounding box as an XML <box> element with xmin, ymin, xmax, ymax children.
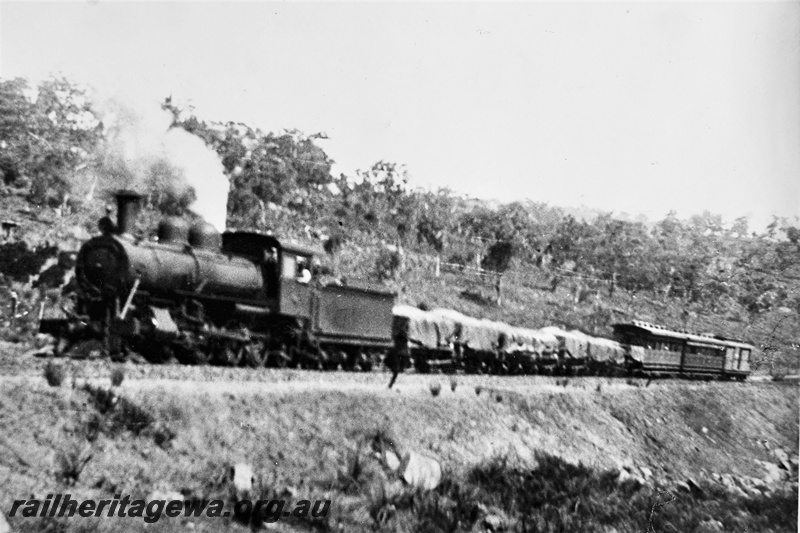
<box><xmin>585</xmin><ymin>336</ymin><xmax>627</xmax><ymax>365</ymax></box>
<box><xmin>462</xmin><ymin>319</ymin><xmax>503</xmax><ymax>352</ymax></box>
<box><xmin>531</xmin><ymin>329</ymin><xmax>560</xmax><ymax>355</ymax></box>
<box><xmin>502</xmin><ymin>327</ymin><xmax>549</xmax><ymax>355</ymax></box>
<box><xmin>503</xmin><ymin>327</ymin><xmax>537</xmax><ymax>354</ymax></box>
<box><xmin>429</xmin><ymin>308</ymin><xmax>470</xmax><ymax>346</ymax></box>
<box><xmin>430</xmin><ymin>309</ymin><xmax>499</xmax><ymax>352</ymax></box>
<box><xmin>392</xmin><ymin>305</ymin><xmax>440</xmax><ymax>350</ymax></box>
<box><xmin>539</xmin><ymin>326</ymin><xmax>591</xmax><ymax>360</ymax></box>
<box><xmin>627</xmin><ymin>345</ymin><xmax>646</xmax><ymax>364</ymax></box>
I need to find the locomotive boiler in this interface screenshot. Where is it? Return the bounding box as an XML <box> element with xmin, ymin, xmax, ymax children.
<box><xmin>43</xmin><ymin>191</ymin><xmax>396</xmax><ymax>369</ymax></box>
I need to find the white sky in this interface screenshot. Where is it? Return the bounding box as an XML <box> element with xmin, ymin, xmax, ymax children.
<box><xmin>1</xmin><ymin>1</ymin><xmax>798</xmax><ymax>230</ymax></box>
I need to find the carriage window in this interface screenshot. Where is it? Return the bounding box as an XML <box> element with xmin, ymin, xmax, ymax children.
<box><xmin>725</xmin><ymin>346</ymin><xmax>735</xmax><ymax>361</ymax></box>
<box><xmin>740</xmin><ymin>348</ymin><xmax>751</xmax><ymax>365</ymax></box>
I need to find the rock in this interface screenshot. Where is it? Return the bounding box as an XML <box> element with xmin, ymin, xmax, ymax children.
<box><xmin>471</xmin><ymin>504</ymin><xmax>511</xmax><ymax>532</ymax></box>
<box><xmin>483</xmin><ymin>514</ymin><xmax>506</xmax><ymax>532</ymax></box>
<box><xmin>732</xmin><ymin>486</ymin><xmax>749</xmax><ymax>498</ymax></box>
<box><xmin>640</xmin><ymin>467</ymin><xmax>653</xmax><ymax>479</ymax></box>
<box><xmin>746</xmin><ymin>486</ymin><xmax>763</xmax><ymax>498</ymax></box>
<box><xmin>229</xmin><ymin>462</ymin><xmax>254</xmax><ymax>500</ymax></box>
<box><xmin>757</xmin><ymin>460</ymin><xmax>787</xmax><ymax>485</ymax></box>
<box><xmin>384</xmin><ymin>450</ymin><xmax>401</xmax><ymax>472</ymax></box>
<box><xmin>676</xmin><ymin>481</ymin><xmax>692</xmax><ymax>493</ymax></box>
<box><xmin>617</xmin><ymin>468</ymin><xmax>644</xmax><ymax>488</ymax></box>
<box><xmin>771</xmin><ymin>448</ymin><xmax>789</xmax><ymax>463</ymax></box>
<box><xmin>779</xmin><ymin>460</ymin><xmax>793</xmax><ymax>472</ymax></box>
<box><xmin>695</xmin><ymin>519</ymin><xmax>724</xmax><ymax>532</ymax></box>
<box><xmin>701</xmin><ymin>427</ymin><xmax>708</xmax><ymax>434</ymax></box>
<box><xmin>399</xmin><ymin>451</ymin><xmax>442</xmax><ymax>491</ymax></box>
<box><xmin>686</xmin><ymin>478</ymin><xmax>704</xmax><ymax>495</ymax></box>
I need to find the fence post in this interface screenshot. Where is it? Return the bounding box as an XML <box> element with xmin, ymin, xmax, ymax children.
<box><xmin>10</xmin><ymin>291</ymin><xmax>18</xmax><ymax>327</ymax></box>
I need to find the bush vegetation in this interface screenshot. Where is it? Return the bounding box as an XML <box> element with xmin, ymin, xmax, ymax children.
<box><xmin>342</xmin><ymin>452</ymin><xmax>797</xmax><ymax>532</ymax></box>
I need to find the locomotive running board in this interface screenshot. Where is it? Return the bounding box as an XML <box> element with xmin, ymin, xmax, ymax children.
<box><xmin>313</xmin><ymin>333</ymin><xmax>394</xmax><ymax>348</ymax></box>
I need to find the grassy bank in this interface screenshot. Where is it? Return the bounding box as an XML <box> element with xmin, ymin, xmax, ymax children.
<box><xmin>0</xmin><ymin>366</ymin><xmax>796</xmax><ymax>532</ymax></box>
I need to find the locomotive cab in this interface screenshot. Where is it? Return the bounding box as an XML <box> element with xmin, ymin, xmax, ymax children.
<box><xmin>277</xmin><ymin>243</ymin><xmax>315</xmax><ymax>318</ymax></box>
<box><xmin>220</xmin><ymin>232</ymin><xmax>316</xmax><ymax>318</ymax></box>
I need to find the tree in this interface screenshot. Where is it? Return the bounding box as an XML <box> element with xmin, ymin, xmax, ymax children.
<box><xmin>0</xmin><ymin>77</ymin><xmax>102</xmax><ymax>206</ymax></box>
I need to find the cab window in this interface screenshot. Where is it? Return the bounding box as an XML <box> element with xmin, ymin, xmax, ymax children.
<box><xmin>281</xmin><ymin>254</ymin><xmax>296</xmax><ymax>280</ymax></box>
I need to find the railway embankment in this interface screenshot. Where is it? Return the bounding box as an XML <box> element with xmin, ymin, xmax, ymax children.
<box><xmin>0</xmin><ymin>356</ymin><xmax>797</xmax><ymax>532</ymax></box>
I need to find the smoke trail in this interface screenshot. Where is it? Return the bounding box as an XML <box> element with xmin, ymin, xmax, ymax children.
<box><xmin>96</xmin><ymin>97</ymin><xmax>230</xmax><ymax>231</ymax></box>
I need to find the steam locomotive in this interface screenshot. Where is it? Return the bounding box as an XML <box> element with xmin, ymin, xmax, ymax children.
<box><xmin>39</xmin><ymin>191</ymin><xmax>754</xmax><ymax>380</ymax></box>
<box><xmin>41</xmin><ymin>191</ymin><xmax>396</xmax><ymax>369</ymax></box>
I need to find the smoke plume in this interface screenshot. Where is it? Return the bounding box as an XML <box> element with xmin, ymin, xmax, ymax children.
<box><xmin>95</xmin><ymin>97</ymin><xmax>229</xmax><ymax>231</ymax></box>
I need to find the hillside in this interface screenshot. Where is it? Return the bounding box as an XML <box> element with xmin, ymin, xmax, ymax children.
<box><xmin>0</xmin><ymin>74</ymin><xmax>798</xmax><ymax>372</ymax></box>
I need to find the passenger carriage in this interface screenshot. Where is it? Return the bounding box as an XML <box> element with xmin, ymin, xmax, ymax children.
<box><xmin>612</xmin><ymin>320</ymin><xmax>753</xmax><ymax>379</ymax></box>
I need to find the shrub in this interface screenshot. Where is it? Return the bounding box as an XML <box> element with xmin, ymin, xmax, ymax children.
<box><xmin>113</xmin><ymin>397</ymin><xmax>154</xmax><ymax>435</ymax></box>
<box><xmin>481</xmin><ymin>241</ymin><xmax>515</xmax><ymax>273</ymax></box>
<box><xmin>44</xmin><ymin>361</ymin><xmax>65</xmax><ymax>387</ymax></box>
<box><xmin>430</xmin><ymin>382</ymin><xmax>442</xmax><ymax>397</ymax></box>
<box><xmin>475</xmin><ymin>385</ymin><xmax>482</xmax><ymax>396</ymax></box>
<box><xmin>110</xmin><ymin>368</ymin><xmax>124</xmax><ymax>387</ymax></box>
<box><xmin>84</xmin><ymin>413</ymin><xmax>102</xmax><ymax>443</ymax></box>
<box><xmin>323</xmin><ymin>232</ymin><xmax>345</xmax><ymax>256</ymax></box>
<box><xmin>82</xmin><ymin>384</ymin><xmax>153</xmax><ymax>435</ymax></box>
<box><xmin>450</xmin><ymin>377</ymin><xmax>458</xmax><ymax>392</ymax></box>
<box><xmin>83</xmin><ymin>384</ymin><xmax>117</xmax><ymax>414</ymax></box>
<box><xmin>151</xmin><ymin>423</ymin><xmax>176</xmax><ymax>448</ymax></box>
<box><xmin>57</xmin><ymin>444</ymin><xmax>92</xmax><ymax>486</ymax></box>
<box><xmin>374</xmin><ymin>247</ymin><xmax>402</xmax><ymax>282</ymax></box>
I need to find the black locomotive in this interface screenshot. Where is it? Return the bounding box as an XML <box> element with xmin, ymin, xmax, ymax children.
<box><xmin>42</xmin><ymin>191</ymin><xmax>396</xmax><ymax>369</ymax></box>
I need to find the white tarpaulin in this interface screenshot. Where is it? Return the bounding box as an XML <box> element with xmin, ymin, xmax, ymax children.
<box><xmin>586</xmin><ymin>336</ymin><xmax>627</xmax><ymax>364</ymax></box>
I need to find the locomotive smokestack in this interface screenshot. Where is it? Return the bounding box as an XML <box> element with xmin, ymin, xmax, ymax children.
<box><xmin>115</xmin><ymin>190</ymin><xmax>142</xmax><ymax>235</ymax></box>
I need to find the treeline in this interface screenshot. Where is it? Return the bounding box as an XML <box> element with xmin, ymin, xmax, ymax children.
<box><xmin>1</xmin><ymin>76</ymin><xmax>798</xmax><ymax>328</ymax></box>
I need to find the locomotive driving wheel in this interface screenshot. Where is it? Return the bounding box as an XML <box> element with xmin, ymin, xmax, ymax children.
<box><xmin>243</xmin><ymin>342</ymin><xmax>267</xmax><ymax>367</ymax></box>
<box><xmin>218</xmin><ymin>341</ymin><xmax>244</xmax><ymax>367</ymax></box>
